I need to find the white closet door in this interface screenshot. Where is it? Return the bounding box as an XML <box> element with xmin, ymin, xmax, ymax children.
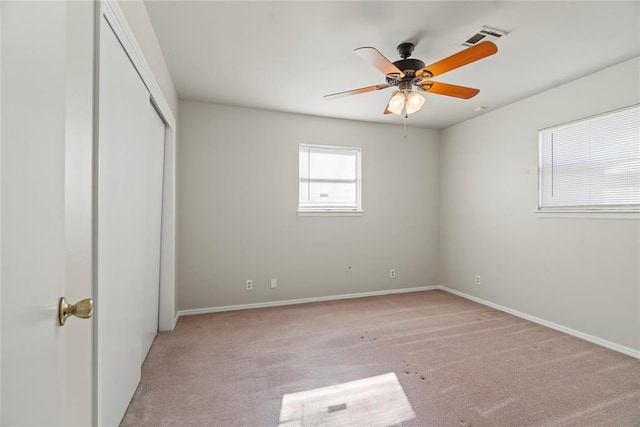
<box><xmin>141</xmin><ymin>105</ymin><xmax>165</xmax><ymax>363</ymax></box>
<box><xmin>97</xmin><ymin>16</ymin><xmax>164</xmax><ymax>426</ymax></box>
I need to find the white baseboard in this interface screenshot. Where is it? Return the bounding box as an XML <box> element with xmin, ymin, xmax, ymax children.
<box><xmin>439</xmin><ymin>286</ymin><xmax>640</xmax><ymax>359</ymax></box>
<box><xmin>172</xmin><ymin>313</ymin><xmax>179</xmax><ymax>329</ymax></box>
<box><xmin>177</xmin><ymin>286</ymin><xmax>439</xmax><ymax>317</ymax></box>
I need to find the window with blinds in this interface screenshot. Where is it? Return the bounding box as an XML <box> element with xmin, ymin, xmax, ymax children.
<box><xmin>538</xmin><ymin>104</ymin><xmax>640</xmax><ymax>211</ymax></box>
<box><xmin>299</xmin><ymin>144</ymin><xmax>361</xmax><ymax>212</ymax></box>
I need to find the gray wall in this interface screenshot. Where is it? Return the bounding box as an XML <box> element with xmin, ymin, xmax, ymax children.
<box><xmin>440</xmin><ymin>57</ymin><xmax>640</xmax><ymax>351</ymax></box>
<box><xmin>177</xmin><ymin>101</ymin><xmax>440</xmax><ymax>310</ymax></box>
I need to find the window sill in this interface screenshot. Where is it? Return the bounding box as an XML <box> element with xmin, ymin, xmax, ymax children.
<box><xmin>297</xmin><ymin>210</ymin><xmax>363</xmax><ymax>217</ymax></box>
<box><xmin>534</xmin><ymin>210</ymin><xmax>640</xmax><ymax>220</ymax></box>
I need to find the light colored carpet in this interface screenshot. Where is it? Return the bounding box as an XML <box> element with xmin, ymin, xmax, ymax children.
<box><xmin>121</xmin><ymin>290</ymin><xmax>640</xmax><ymax>426</ymax></box>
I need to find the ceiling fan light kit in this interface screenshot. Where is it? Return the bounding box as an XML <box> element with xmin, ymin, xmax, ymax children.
<box><xmin>406</xmin><ymin>91</ymin><xmax>426</xmax><ymax>114</ymax></box>
<box><xmin>387</xmin><ymin>91</ymin><xmax>404</xmax><ymax>115</ymax></box>
<box><xmin>324</xmin><ymin>40</ymin><xmax>499</xmax><ymax>118</ymax></box>
<box><xmin>387</xmin><ymin>87</ymin><xmax>426</xmax><ymax>116</ymax></box>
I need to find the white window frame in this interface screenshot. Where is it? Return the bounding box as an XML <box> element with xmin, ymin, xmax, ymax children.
<box><xmin>537</xmin><ymin>104</ymin><xmax>640</xmax><ymax>217</ymax></box>
<box><xmin>298</xmin><ymin>144</ymin><xmax>362</xmax><ymax>216</ymax></box>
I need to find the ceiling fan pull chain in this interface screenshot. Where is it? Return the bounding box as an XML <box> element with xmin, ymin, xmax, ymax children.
<box><xmin>403</xmin><ymin>113</ymin><xmax>407</xmax><ymax>139</ymax></box>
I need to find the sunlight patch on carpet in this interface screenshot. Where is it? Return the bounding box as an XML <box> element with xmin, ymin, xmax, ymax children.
<box><xmin>278</xmin><ymin>372</ymin><xmax>416</xmax><ymax>426</ymax></box>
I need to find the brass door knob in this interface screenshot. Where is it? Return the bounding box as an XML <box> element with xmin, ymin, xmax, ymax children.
<box><xmin>58</xmin><ymin>297</ymin><xmax>93</xmax><ymax>326</ymax></box>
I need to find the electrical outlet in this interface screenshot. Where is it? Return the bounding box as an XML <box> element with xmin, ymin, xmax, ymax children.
<box><xmin>246</xmin><ymin>280</ymin><xmax>253</xmax><ymax>290</ymax></box>
<box><xmin>475</xmin><ymin>275</ymin><xmax>481</xmax><ymax>285</ymax></box>
<box><xmin>271</xmin><ymin>278</ymin><xmax>277</xmax><ymax>289</ymax></box>
<box><xmin>390</xmin><ymin>269</ymin><xmax>396</xmax><ymax>279</ymax></box>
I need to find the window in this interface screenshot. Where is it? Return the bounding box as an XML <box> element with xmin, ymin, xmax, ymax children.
<box><xmin>538</xmin><ymin>104</ymin><xmax>640</xmax><ymax>211</ymax></box>
<box><xmin>299</xmin><ymin>144</ymin><xmax>361</xmax><ymax>213</ymax></box>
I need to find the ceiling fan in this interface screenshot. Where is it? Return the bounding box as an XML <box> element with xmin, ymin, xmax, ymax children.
<box><xmin>324</xmin><ymin>41</ymin><xmax>498</xmax><ymax>116</ymax></box>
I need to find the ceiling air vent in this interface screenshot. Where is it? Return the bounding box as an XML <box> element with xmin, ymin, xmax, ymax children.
<box><xmin>462</xmin><ymin>26</ymin><xmax>508</xmax><ymax>47</ymax></box>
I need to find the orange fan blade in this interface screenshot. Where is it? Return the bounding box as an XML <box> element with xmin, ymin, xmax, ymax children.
<box><xmin>417</xmin><ymin>41</ymin><xmax>497</xmax><ymax>78</ymax></box>
<box><xmin>419</xmin><ymin>81</ymin><xmax>480</xmax><ymax>99</ymax></box>
<box><xmin>354</xmin><ymin>47</ymin><xmax>405</xmax><ymax>78</ymax></box>
<box><xmin>324</xmin><ymin>84</ymin><xmax>391</xmax><ymax>99</ymax></box>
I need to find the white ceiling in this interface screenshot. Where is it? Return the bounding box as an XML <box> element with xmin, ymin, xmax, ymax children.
<box><xmin>144</xmin><ymin>1</ymin><xmax>640</xmax><ymax>130</ymax></box>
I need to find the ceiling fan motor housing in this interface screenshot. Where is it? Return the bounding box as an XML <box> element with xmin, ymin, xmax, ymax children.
<box><xmin>387</xmin><ymin>58</ymin><xmax>426</xmax><ymax>85</ymax></box>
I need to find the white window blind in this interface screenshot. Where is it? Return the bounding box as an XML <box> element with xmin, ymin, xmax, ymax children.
<box><xmin>299</xmin><ymin>144</ymin><xmax>361</xmax><ymax>212</ymax></box>
<box><xmin>539</xmin><ymin>105</ymin><xmax>640</xmax><ymax>210</ymax></box>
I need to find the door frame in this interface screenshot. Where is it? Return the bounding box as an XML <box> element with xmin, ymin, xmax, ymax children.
<box><xmin>94</xmin><ymin>0</ymin><xmax>177</xmax><ymax>422</ymax></box>
<box><xmin>0</xmin><ymin>1</ymin><xmax>3</xmax><ymax>417</ymax></box>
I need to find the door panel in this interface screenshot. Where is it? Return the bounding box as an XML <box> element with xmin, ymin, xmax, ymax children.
<box><xmin>97</xmin><ymin>16</ymin><xmax>151</xmax><ymax>426</ymax></box>
<box><xmin>1</xmin><ymin>2</ymin><xmax>67</xmax><ymax>424</ymax></box>
<box><xmin>142</xmin><ymin>105</ymin><xmax>165</xmax><ymax>362</ymax></box>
